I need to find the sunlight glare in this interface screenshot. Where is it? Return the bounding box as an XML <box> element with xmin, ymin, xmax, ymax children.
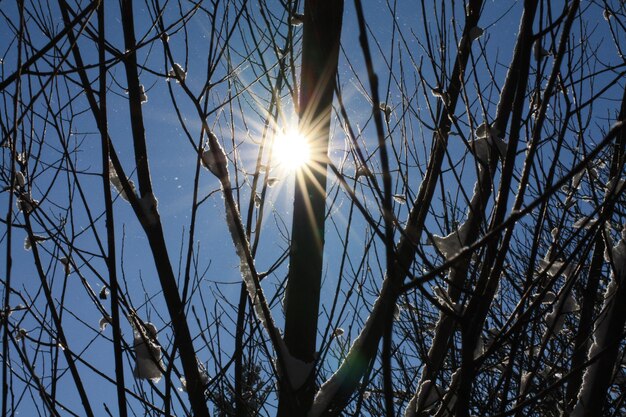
<box><xmin>273</xmin><ymin>129</ymin><xmax>311</xmax><ymax>171</ymax></box>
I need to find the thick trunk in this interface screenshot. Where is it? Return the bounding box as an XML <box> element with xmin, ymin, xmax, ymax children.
<box><xmin>279</xmin><ymin>1</ymin><xmax>343</xmax><ymax>415</ymax></box>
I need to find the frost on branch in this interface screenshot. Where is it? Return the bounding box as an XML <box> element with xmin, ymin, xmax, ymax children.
<box><xmin>131</xmin><ymin>320</ymin><xmax>164</xmax><ymax>383</ymax></box>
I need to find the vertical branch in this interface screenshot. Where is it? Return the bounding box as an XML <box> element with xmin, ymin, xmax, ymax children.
<box><xmin>350</xmin><ymin>1</ymin><xmax>395</xmax><ymax>414</ymax></box>
<box><xmin>97</xmin><ymin>2</ymin><xmax>127</xmax><ymax>416</ymax></box>
<box><xmin>1</xmin><ymin>0</ymin><xmax>25</xmax><ymax>414</ymax></box>
<box><xmin>280</xmin><ymin>0</ymin><xmax>344</xmax><ymax>415</ymax></box>
<box><xmin>23</xmin><ymin>215</ymin><xmax>95</xmax><ymax>417</ymax></box>
<box><xmin>117</xmin><ymin>1</ymin><xmax>210</xmax><ymax>415</ymax></box>
<box><xmin>568</xmin><ymin>84</ymin><xmax>626</xmax><ymax>417</ymax></box>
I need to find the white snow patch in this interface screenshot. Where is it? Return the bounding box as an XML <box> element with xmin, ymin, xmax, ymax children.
<box><xmin>109</xmin><ymin>161</ymin><xmax>136</xmax><ymax>202</ymax></box>
<box><xmin>168</xmin><ymin>63</ymin><xmax>186</xmax><ymax>83</ymax></box>
<box><xmin>132</xmin><ymin>322</ymin><xmax>163</xmax><ymax>383</ymax></box>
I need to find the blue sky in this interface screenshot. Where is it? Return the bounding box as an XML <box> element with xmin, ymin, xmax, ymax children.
<box><xmin>1</xmin><ymin>0</ymin><xmax>625</xmax><ymax>415</ymax></box>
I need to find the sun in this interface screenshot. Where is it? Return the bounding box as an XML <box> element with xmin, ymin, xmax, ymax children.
<box><xmin>272</xmin><ymin>128</ymin><xmax>311</xmax><ymax>171</ymax></box>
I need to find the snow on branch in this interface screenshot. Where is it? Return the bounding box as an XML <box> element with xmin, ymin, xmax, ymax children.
<box><xmin>571</xmin><ymin>227</ymin><xmax>626</xmax><ymax>415</ymax></box>
<box><xmin>108</xmin><ymin>160</ymin><xmax>136</xmax><ymax>202</ymax></box>
<box><xmin>207</xmin><ymin>130</ymin><xmax>310</xmax><ymax>391</ymax></box>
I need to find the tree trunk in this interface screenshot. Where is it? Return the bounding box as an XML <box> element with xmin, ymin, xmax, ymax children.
<box><xmin>279</xmin><ymin>1</ymin><xmax>343</xmax><ymax>415</ymax></box>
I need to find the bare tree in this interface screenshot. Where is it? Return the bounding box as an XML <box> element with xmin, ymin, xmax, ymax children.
<box><xmin>1</xmin><ymin>1</ymin><xmax>626</xmax><ymax>416</ymax></box>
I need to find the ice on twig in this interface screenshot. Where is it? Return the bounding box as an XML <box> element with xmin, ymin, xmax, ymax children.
<box><xmin>267</xmin><ymin>177</ymin><xmax>279</xmax><ymax>187</ymax></box>
<box><xmin>435</xmin><ymin>369</ymin><xmax>460</xmax><ymax>415</ymax></box>
<box><xmin>471</xmin><ymin>122</ymin><xmax>507</xmax><ymax>162</ymax></box>
<box><xmin>605</xmin><ymin>177</ymin><xmax>626</xmax><ymax>198</ymax></box>
<box><xmin>520</xmin><ymin>372</ymin><xmax>532</xmax><ymax>393</ymax></box>
<box><xmin>433</xmin><ymin>286</ymin><xmax>463</xmax><ymax>316</ymax></box>
<box><xmin>571</xmin><ymin>170</ymin><xmax>584</xmax><ymax>190</ymax></box>
<box><xmin>473</xmin><ymin>335</ymin><xmax>484</xmax><ymax>359</ymax></box>
<box><xmin>475</xmin><ymin>122</ymin><xmax>500</xmax><ymax>139</ymax></box>
<box><xmin>394</xmin><ymin>304</ymin><xmax>401</xmax><ymax>320</ymax></box>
